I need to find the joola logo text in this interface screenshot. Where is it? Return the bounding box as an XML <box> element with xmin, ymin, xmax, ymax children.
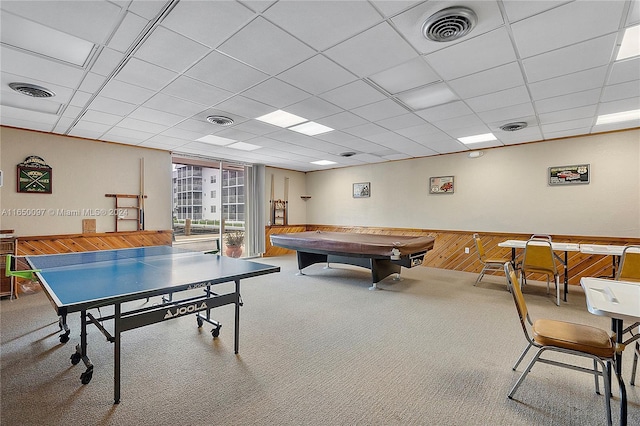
<box><xmin>164</xmin><ymin>302</ymin><xmax>207</xmax><ymax>319</ymax></box>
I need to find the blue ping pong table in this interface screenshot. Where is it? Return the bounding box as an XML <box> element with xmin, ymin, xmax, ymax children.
<box><xmin>25</xmin><ymin>246</ymin><xmax>280</xmax><ymax>404</ymax></box>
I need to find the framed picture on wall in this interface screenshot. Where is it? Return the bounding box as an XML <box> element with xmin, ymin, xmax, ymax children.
<box><xmin>353</xmin><ymin>182</ymin><xmax>370</xmax><ymax>198</ymax></box>
<box><xmin>548</xmin><ymin>164</ymin><xmax>590</xmax><ymax>186</ymax></box>
<box><xmin>429</xmin><ymin>176</ymin><xmax>454</xmax><ymax>194</ymax></box>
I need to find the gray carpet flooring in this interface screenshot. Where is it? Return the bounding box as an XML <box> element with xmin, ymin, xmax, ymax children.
<box><xmin>1</xmin><ymin>254</ymin><xmax>638</xmax><ymax>425</ymax></box>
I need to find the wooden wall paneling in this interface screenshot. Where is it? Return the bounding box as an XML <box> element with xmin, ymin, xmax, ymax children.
<box><xmin>263</xmin><ymin>226</ymin><xmax>640</xmax><ymax>286</ymax></box>
<box><xmin>16</xmin><ymin>230</ymin><xmax>173</xmax><ymax>256</ymax></box>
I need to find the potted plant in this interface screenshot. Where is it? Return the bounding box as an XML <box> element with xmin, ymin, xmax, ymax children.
<box><xmin>225</xmin><ymin>230</ymin><xmax>244</xmax><ymax>258</ymax></box>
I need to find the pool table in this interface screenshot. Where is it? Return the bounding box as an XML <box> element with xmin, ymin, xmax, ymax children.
<box><xmin>270</xmin><ymin>231</ymin><xmax>436</xmax><ymax>289</ymax></box>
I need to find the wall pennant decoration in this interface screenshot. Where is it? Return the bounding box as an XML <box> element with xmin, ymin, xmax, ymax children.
<box><xmin>17</xmin><ymin>155</ymin><xmax>52</xmax><ymax>193</ymax></box>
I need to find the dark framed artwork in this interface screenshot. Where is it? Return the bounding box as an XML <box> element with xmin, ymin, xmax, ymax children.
<box><xmin>548</xmin><ymin>164</ymin><xmax>590</xmax><ymax>186</ymax></box>
<box><xmin>429</xmin><ymin>176</ymin><xmax>454</xmax><ymax>194</ymax></box>
<box><xmin>17</xmin><ymin>156</ymin><xmax>52</xmax><ymax>194</ymax></box>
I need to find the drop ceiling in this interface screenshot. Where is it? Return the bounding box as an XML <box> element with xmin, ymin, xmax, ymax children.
<box><xmin>1</xmin><ymin>0</ymin><xmax>639</xmax><ymax>172</ymax></box>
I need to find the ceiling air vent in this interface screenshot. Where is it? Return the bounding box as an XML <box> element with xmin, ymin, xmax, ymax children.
<box><xmin>422</xmin><ymin>6</ymin><xmax>477</xmax><ymax>42</ymax></box>
<box><xmin>206</xmin><ymin>115</ymin><xmax>234</xmax><ymax>126</ymax></box>
<box><xmin>9</xmin><ymin>82</ymin><xmax>56</xmax><ymax>98</ymax></box>
<box><xmin>340</xmin><ymin>152</ymin><xmax>357</xmax><ymax>157</ymax></box>
<box><xmin>500</xmin><ymin>122</ymin><xmax>528</xmax><ymax>132</ymax></box>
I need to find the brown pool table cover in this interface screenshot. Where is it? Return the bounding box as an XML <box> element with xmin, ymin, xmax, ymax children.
<box><xmin>270</xmin><ymin>231</ymin><xmax>435</xmax><ymax>257</ymax></box>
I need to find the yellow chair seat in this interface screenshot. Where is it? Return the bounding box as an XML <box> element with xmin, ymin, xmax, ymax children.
<box><xmin>533</xmin><ymin>319</ymin><xmax>615</xmax><ymax>358</ymax></box>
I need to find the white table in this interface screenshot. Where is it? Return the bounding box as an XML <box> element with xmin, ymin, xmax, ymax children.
<box><xmin>579</xmin><ymin>244</ymin><xmax>628</xmax><ymax>278</ymax></box>
<box><xmin>499</xmin><ymin>240</ymin><xmax>580</xmax><ymax>302</ymax></box>
<box><xmin>580</xmin><ymin>277</ymin><xmax>640</xmax><ymax>426</ymax></box>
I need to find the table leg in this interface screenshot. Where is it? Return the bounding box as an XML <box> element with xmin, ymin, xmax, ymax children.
<box><xmin>612</xmin><ymin>318</ymin><xmax>627</xmax><ymax>425</ymax></box>
<box><xmin>563</xmin><ymin>252</ymin><xmax>568</xmax><ymax>302</ymax></box>
<box><xmin>114</xmin><ymin>303</ymin><xmax>121</xmax><ymax>404</ymax></box>
<box><xmin>234</xmin><ymin>280</ymin><xmax>240</xmax><ymax>354</ymax></box>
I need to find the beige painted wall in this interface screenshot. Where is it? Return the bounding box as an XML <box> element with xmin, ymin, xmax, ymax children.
<box><xmin>304</xmin><ymin>129</ymin><xmax>640</xmax><ymax>238</ymax></box>
<box><xmin>264</xmin><ymin>167</ymin><xmax>307</xmax><ymax>225</ymax></box>
<box><xmin>0</xmin><ymin>127</ymin><xmax>172</xmax><ymax>236</ymax></box>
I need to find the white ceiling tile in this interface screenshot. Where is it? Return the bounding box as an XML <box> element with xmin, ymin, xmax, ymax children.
<box><xmin>498</xmin><ymin>126</ymin><xmax>543</xmax><ymax>145</ymax></box>
<box><xmin>116</xmin><ymin>117</ymin><xmax>167</xmax><ymax>134</ymax></box>
<box><xmin>528</xmin><ymin>66</ymin><xmax>608</xmax><ymax>100</ymax></box>
<box><xmin>115</xmin><ymin>57</ymin><xmax>177</xmax><ymax>91</ymax></box>
<box><xmin>602</xmin><ymin>80</ymin><xmax>640</xmax><ymax>102</ymax></box>
<box><xmin>396</xmin><ymin>123</ymin><xmax>446</xmax><ymax>140</ymax></box>
<box><xmin>213</xmin><ymin>96</ymin><xmax>274</xmax><ymax>120</ymax></box>
<box><xmin>415</xmin><ymin>101</ymin><xmax>474</xmax><ymax>122</ymax></box>
<box><xmin>108</xmin><ymin>11</ymin><xmax>148</xmax><ymax>53</ymax></box>
<box><xmin>502</xmin><ymin>1</ymin><xmax>572</xmax><ymax>22</ymax></box>
<box><xmin>511</xmin><ymin>1</ymin><xmax>624</xmax><ymax>59</ymax></box>
<box><xmin>186</xmin><ymin>51</ymin><xmax>268</xmax><ymax>93</ymax></box>
<box><xmin>69</xmin><ymin>90</ymin><xmax>92</xmax><ymax>108</ymax></box>
<box><xmin>129</xmin><ymin>106</ymin><xmax>184</xmax><ymax>127</ymax></box>
<box><xmin>126</xmin><ymin>0</ymin><xmax>169</xmax><ymax>20</ymax></box>
<box><xmin>325</xmin><ymin>22</ymin><xmax>418</xmax><ymax>77</ymax></box>
<box><xmin>425</xmin><ymin>27</ymin><xmax>517</xmax><ymax>80</ymax></box>
<box><xmin>82</xmin><ymin>109</ymin><xmax>124</xmax><ymax>126</ymax></box>
<box><xmin>89</xmin><ymin>95</ymin><xmax>137</xmax><ymax>117</ymax></box>
<box><xmin>608</xmin><ymin>57</ymin><xmax>640</xmax><ymax>85</ymax></box>
<box><xmin>278</xmin><ymin>55</ymin><xmax>357</xmax><ymax>95</ymax></box>
<box><xmin>432</xmin><ymin>114</ymin><xmax>487</xmax><ymax>133</ymax></box>
<box><xmin>542</xmin><ymin>118</ymin><xmax>594</xmax><ymax>134</ymax></box>
<box><xmin>522</xmin><ymin>34</ymin><xmax>618</xmax><ymax>83</ymax></box>
<box><xmin>369</xmin><ymin>57</ymin><xmax>440</xmax><ymax>95</ymax></box>
<box><xmin>320</xmin><ymin>80</ymin><xmax>387</xmax><ymax>110</ymax></box>
<box><xmin>535</xmin><ymin>88</ymin><xmax>601</xmax><ymax>113</ymax></box>
<box><xmin>477</xmin><ymin>103</ymin><xmax>536</xmax><ymax>124</ymax></box>
<box><xmin>264</xmin><ymin>1</ymin><xmax>382</xmax><ymax>51</ymax></box>
<box><xmin>539</xmin><ymin>105</ymin><xmax>598</xmax><ymax>124</ymax></box>
<box><xmin>286</xmin><ymin>97</ymin><xmax>343</xmax><ymax>121</ymax></box>
<box><xmin>73</xmin><ymin>119</ymin><xmax>113</xmax><ymax>133</ymax></box>
<box><xmin>377</xmin><ymin>113</ymin><xmax>426</xmax><ymax>131</ymax></box>
<box><xmin>241</xmin><ymin>78</ymin><xmax>310</xmax><ymax>109</ymax></box>
<box><xmin>597</xmin><ymin>97</ymin><xmax>640</xmax><ymax>115</ymax></box>
<box><xmin>90</xmin><ymin>48</ymin><xmax>125</xmax><ymax>77</ymax></box>
<box><xmin>134</xmin><ymin>27</ymin><xmax>209</xmax><ymax>73</ymax></box>
<box><xmin>352</xmin><ymin>99</ymin><xmax>408</xmax><ymax>122</ymax></box>
<box><xmin>162</xmin><ymin>76</ymin><xmax>233</xmax><ymax>107</ymax></box>
<box><xmin>218</xmin><ymin>17</ymin><xmax>315</xmax><ymax>75</ymax></box>
<box><xmin>100</xmin><ymin>79</ymin><xmax>154</xmax><ymax>105</ymax></box>
<box><xmin>448</xmin><ymin>62</ymin><xmax>525</xmax><ymax>99</ymax></box>
<box><xmin>370</xmin><ymin>1</ymin><xmax>417</xmax><ymax>18</ymax></box>
<box><xmin>78</xmin><ymin>72</ymin><xmax>107</xmax><ymax>93</ymax></box>
<box><xmin>143</xmin><ymin>93</ymin><xmax>206</xmax><ymax>117</ymax></box>
<box><xmin>315</xmin><ymin>111</ymin><xmax>368</xmax><ymax>130</ymax></box>
<box><xmin>343</xmin><ymin>122</ymin><xmax>388</xmax><ymax>138</ymax></box>
<box><xmin>162</xmin><ymin>0</ymin><xmax>255</xmax><ymax>48</ymax></box>
<box><xmin>466</xmin><ymin>86</ymin><xmax>531</xmax><ymax>113</ymax></box>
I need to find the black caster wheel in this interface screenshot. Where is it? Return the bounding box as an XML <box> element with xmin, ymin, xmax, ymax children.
<box><xmin>212</xmin><ymin>326</ymin><xmax>221</xmax><ymax>338</ymax></box>
<box><xmin>70</xmin><ymin>352</ymin><xmax>82</xmax><ymax>365</ymax></box>
<box><xmin>80</xmin><ymin>368</ymin><xmax>93</xmax><ymax>385</ymax></box>
<box><xmin>197</xmin><ymin>317</ymin><xmax>203</xmax><ymax>327</ymax></box>
<box><xmin>60</xmin><ymin>333</ymin><xmax>70</xmax><ymax>344</ymax></box>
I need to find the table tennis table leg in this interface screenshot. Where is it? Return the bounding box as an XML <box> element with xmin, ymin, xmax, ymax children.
<box><xmin>70</xmin><ymin>310</ymin><xmax>94</xmax><ymax>386</ymax></box>
<box><xmin>114</xmin><ymin>303</ymin><xmax>121</xmax><ymax>404</ymax></box>
<box><xmin>58</xmin><ymin>314</ymin><xmax>70</xmax><ymax>343</ymax></box>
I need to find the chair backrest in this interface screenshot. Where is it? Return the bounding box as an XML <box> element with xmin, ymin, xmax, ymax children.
<box><xmin>473</xmin><ymin>233</ymin><xmax>486</xmax><ymax>261</ymax></box>
<box><xmin>617</xmin><ymin>245</ymin><xmax>640</xmax><ymax>282</ymax></box>
<box><xmin>522</xmin><ymin>236</ymin><xmax>557</xmax><ymax>275</ymax></box>
<box><xmin>504</xmin><ymin>262</ymin><xmax>533</xmax><ymax>339</ymax></box>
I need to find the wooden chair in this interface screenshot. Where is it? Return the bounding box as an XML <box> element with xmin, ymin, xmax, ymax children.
<box><xmin>616</xmin><ymin>245</ymin><xmax>640</xmax><ymax>386</ymax></box>
<box><xmin>520</xmin><ymin>235</ymin><xmax>562</xmax><ymax>306</ymax></box>
<box><xmin>504</xmin><ymin>262</ymin><xmax>625</xmax><ymax>426</ymax></box>
<box><xmin>472</xmin><ymin>233</ymin><xmax>510</xmax><ymax>286</ymax></box>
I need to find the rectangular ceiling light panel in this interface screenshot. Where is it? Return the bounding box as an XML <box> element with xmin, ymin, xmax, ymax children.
<box><xmin>196</xmin><ymin>134</ymin><xmax>236</xmax><ymax>145</ymax></box>
<box><xmin>256</xmin><ymin>109</ymin><xmax>307</xmax><ymax>127</ymax></box>
<box><xmin>457</xmin><ymin>133</ymin><xmax>497</xmax><ymax>144</ymax></box>
<box><xmin>289</xmin><ymin>121</ymin><xmax>334</xmax><ymax>135</ymax></box>
<box><xmin>596</xmin><ymin>109</ymin><xmax>640</xmax><ymax>125</ymax></box>
<box><xmin>2</xmin><ymin>13</ymin><xmax>95</xmax><ymax>67</ymax></box>
<box><xmin>616</xmin><ymin>25</ymin><xmax>640</xmax><ymax>60</ymax></box>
